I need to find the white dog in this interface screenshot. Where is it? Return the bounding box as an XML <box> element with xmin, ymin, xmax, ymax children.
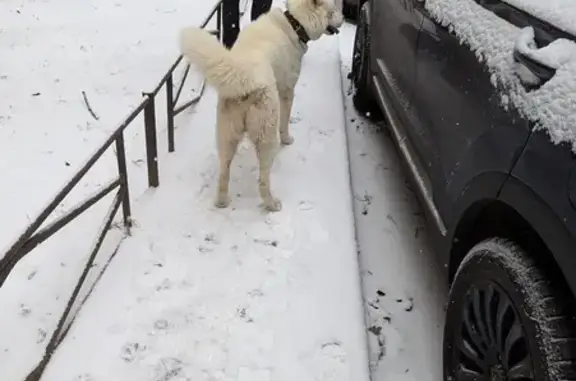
<box><xmin>180</xmin><ymin>0</ymin><xmax>343</xmax><ymax>212</ymax></box>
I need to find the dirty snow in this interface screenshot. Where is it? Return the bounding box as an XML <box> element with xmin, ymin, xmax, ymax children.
<box><xmin>426</xmin><ymin>0</ymin><xmax>576</xmax><ymax>152</ymax></box>
<box><xmin>339</xmin><ymin>23</ymin><xmax>445</xmax><ymax>381</ymax></box>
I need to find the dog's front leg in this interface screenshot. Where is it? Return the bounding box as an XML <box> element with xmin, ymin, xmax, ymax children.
<box><xmin>279</xmin><ymin>90</ymin><xmax>295</xmax><ymax>145</ymax></box>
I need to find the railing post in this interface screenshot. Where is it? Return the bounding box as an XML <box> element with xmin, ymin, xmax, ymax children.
<box><xmin>217</xmin><ymin>1</ymin><xmax>222</xmax><ymax>40</ymax></box>
<box><xmin>166</xmin><ymin>73</ymin><xmax>175</xmax><ymax>153</ymax></box>
<box><xmin>115</xmin><ymin>132</ymin><xmax>132</xmax><ymax>232</ymax></box>
<box><xmin>143</xmin><ymin>94</ymin><xmax>159</xmax><ymax>187</ymax></box>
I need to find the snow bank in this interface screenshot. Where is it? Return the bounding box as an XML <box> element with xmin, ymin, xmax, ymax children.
<box><xmin>426</xmin><ymin>0</ymin><xmax>576</xmax><ymax>152</ymax></box>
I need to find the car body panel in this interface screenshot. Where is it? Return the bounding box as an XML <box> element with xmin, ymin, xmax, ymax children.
<box><xmin>370</xmin><ymin>0</ymin><xmax>423</xmax><ymax>133</ymax></box>
<box><xmin>410</xmin><ymin>2</ymin><xmax>532</xmax><ymax>226</ymax></box>
<box><xmin>343</xmin><ymin>0</ymin><xmax>359</xmax><ymax>9</ymax></box>
<box><xmin>361</xmin><ymin>0</ymin><xmax>576</xmax><ymax>296</ymax></box>
<box><xmin>500</xmin><ymin>130</ymin><xmax>576</xmax><ymax>293</ymax></box>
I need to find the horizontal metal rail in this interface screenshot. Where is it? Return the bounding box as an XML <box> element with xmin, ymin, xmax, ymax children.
<box><xmin>10</xmin><ymin>179</ymin><xmax>120</xmax><ymax>269</ymax></box>
<box><xmin>0</xmin><ymin>0</ymin><xmax>223</xmax><ymax>288</ymax></box>
<box><xmin>0</xmin><ymin>98</ymin><xmax>148</xmax><ymax>286</ymax></box>
<box><xmin>174</xmin><ymin>81</ymin><xmax>207</xmax><ymax>116</ymax></box>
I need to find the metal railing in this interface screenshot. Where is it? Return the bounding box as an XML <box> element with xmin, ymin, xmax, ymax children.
<box><xmin>0</xmin><ymin>2</ymin><xmax>223</xmax><ymax>380</ymax></box>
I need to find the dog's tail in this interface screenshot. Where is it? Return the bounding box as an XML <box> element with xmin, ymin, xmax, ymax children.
<box><xmin>179</xmin><ymin>27</ymin><xmax>261</xmax><ymax>99</ymax></box>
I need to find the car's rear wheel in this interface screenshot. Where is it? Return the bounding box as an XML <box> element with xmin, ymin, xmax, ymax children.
<box><xmin>444</xmin><ymin>238</ymin><xmax>576</xmax><ymax>381</ymax></box>
<box><xmin>350</xmin><ymin>3</ymin><xmax>382</xmax><ymax>121</ymax></box>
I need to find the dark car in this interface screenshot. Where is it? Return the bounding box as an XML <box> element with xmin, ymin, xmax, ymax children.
<box><xmin>342</xmin><ymin>0</ymin><xmax>359</xmax><ymax>19</ymax></box>
<box><xmin>342</xmin><ymin>0</ymin><xmax>369</xmax><ymax>20</ymax></box>
<box><xmin>349</xmin><ymin>0</ymin><xmax>576</xmax><ymax>379</ymax></box>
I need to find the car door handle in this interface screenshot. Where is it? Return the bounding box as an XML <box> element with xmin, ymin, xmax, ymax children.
<box><xmin>513</xmin><ymin>48</ymin><xmax>555</xmax><ymax>85</ymax></box>
<box><xmin>512</xmin><ymin>27</ymin><xmax>562</xmax><ymax>89</ymax></box>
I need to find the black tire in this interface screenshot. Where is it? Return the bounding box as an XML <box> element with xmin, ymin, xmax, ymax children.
<box><xmin>444</xmin><ymin>238</ymin><xmax>576</xmax><ymax>381</ymax></box>
<box><xmin>350</xmin><ymin>3</ymin><xmax>382</xmax><ymax>122</ymax></box>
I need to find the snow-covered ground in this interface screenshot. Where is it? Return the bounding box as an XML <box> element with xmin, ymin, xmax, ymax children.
<box><xmin>339</xmin><ymin>23</ymin><xmax>445</xmax><ymax>380</ymax></box>
<box><xmin>0</xmin><ymin>0</ymin><xmax>214</xmax><ymax>248</ymax></box>
<box><xmin>38</xmin><ymin>34</ymin><xmax>370</xmax><ymax>381</ymax></box>
<box><xmin>1</xmin><ymin>0</ymin><xmax>447</xmax><ymax>379</ymax></box>
<box><xmin>1</xmin><ymin>0</ymin><xmax>215</xmax><ymax>379</ymax></box>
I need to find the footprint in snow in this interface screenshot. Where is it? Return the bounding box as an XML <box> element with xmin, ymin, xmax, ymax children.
<box><xmin>152</xmin><ymin>357</ymin><xmax>184</xmax><ymax>381</ymax></box>
<box><xmin>204</xmin><ymin>232</ymin><xmax>220</xmax><ymax>244</ymax></box>
<box><xmin>290</xmin><ymin>115</ymin><xmax>302</xmax><ymax>124</ymax></box>
<box><xmin>297</xmin><ymin>201</ymin><xmax>314</xmax><ymax>211</ymax></box>
<box><xmin>19</xmin><ymin>304</ymin><xmax>32</xmax><ymax>317</ymax></box>
<box><xmin>154</xmin><ymin>318</ymin><xmax>170</xmax><ymax>330</ymax></box>
<box><xmin>120</xmin><ymin>342</ymin><xmax>147</xmax><ymax>363</ymax></box>
<box><xmin>311</xmin><ymin>341</ymin><xmax>349</xmax><ymax>381</ymax></box>
<box><xmin>237</xmin><ymin>306</ymin><xmax>254</xmax><ymax>322</ymax></box>
<box><xmin>73</xmin><ymin>374</ymin><xmax>94</xmax><ymax>381</ymax></box>
<box><xmin>199</xmin><ymin>233</ymin><xmax>220</xmax><ymax>253</ymax></box>
<box><xmin>155</xmin><ymin>278</ymin><xmax>172</xmax><ymax>291</ymax></box>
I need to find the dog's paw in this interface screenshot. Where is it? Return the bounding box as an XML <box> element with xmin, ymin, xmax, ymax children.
<box><xmin>214</xmin><ymin>196</ymin><xmax>230</xmax><ymax>208</ymax></box>
<box><xmin>263</xmin><ymin>198</ymin><xmax>282</xmax><ymax>212</ymax></box>
<box><xmin>281</xmin><ymin>135</ymin><xmax>294</xmax><ymax>145</ymax></box>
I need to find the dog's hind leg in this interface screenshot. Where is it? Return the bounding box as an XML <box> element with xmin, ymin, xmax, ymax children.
<box><xmin>279</xmin><ymin>89</ymin><xmax>295</xmax><ymax>145</ymax></box>
<box><xmin>255</xmin><ymin>141</ymin><xmax>281</xmax><ymax>212</ymax></box>
<box><xmin>215</xmin><ymin>100</ymin><xmax>243</xmax><ymax>208</ymax></box>
<box><xmin>246</xmin><ymin>91</ymin><xmax>282</xmax><ymax>212</ymax></box>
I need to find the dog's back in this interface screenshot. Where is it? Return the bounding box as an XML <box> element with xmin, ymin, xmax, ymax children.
<box><xmin>231</xmin><ymin>8</ymin><xmax>306</xmax><ymax>93</ymax></box>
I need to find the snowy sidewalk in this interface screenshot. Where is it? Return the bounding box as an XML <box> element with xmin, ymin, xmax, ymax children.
<box><xmin>40</xmin><ymin>36</ymin><xmax>370</xmax><ymax>381</ymax></box>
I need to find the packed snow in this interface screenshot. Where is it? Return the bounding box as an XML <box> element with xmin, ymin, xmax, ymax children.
<box><xmin>426</xmin><ymin>0</ymin><xmax>576</xmax><ymax>152</ymax></box>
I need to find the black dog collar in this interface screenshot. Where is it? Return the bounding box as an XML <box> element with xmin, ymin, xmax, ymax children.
<box><xmin>284</xmin><ymin>10</ymin><xmax>310</xmax><ymax>45</ymax></box>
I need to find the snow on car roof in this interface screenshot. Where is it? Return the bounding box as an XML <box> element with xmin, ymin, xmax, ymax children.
<box><xmin>503</xmin><ymin>0</ymin><xmax>576</xmax><ymax>36</ymax></box>
<box><xmin>426</xmin><ymin>0</ymin><xmax>576</xmax><ymax>153</ymax></box>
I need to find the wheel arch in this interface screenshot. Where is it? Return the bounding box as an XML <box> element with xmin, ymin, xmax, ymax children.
<box><xmin>448</xmin><ymin>175</ymin><xmax>576</xmax><ymax>301</ymax></box>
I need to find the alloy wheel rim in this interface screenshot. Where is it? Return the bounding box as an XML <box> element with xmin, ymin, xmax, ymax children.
<box><xmin>452</xmin><ymin>281</ymin><xmax>535</xmax><ymax>381</ymax></box>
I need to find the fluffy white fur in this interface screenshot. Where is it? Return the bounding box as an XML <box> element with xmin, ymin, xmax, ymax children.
<box><xmin>180</xmin><ymin>0</ymin><xmax>343</xmax><ymax>212</ymax></box>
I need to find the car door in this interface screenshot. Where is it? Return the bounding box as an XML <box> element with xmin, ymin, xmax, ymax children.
<box><xmin>370</xmin><ymin>0</ymin><xmax>423</xmax><ymax>128</ymax></box>
<box><xmin>408</xmin><ymin>0</ymin><xmax>532</xmax><ymax>227</ymax></box>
